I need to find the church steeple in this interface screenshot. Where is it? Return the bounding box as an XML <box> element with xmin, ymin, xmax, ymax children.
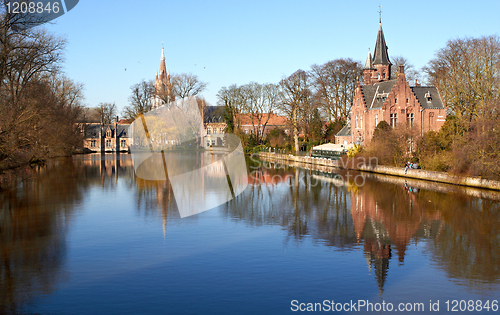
<box><xmin>363</xmin><ymin>19</ymin><xmax>392</xmax><ymax>85</ymax></box>
<box><xmin>372</xmin><ymin>22</ymin><xmax>391</xmax><ymax>66</ymax></box>
<box><xmin>159</xmin><ymin>44</ymin><xmax>167</xmax><ymax>79</ymax></box>
<box><xmin>153</xmin><ymin>43</ymin><xmax>174</xmax><ymax>109</ymax></box>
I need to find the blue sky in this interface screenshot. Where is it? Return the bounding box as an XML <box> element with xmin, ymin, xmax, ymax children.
<box><xmin>44</xmin><ymin>0</ymin><xmax>500</xmax><ymax>115</ymax></box>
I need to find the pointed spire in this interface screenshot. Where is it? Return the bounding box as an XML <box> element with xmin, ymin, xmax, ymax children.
<box><xmin>372</xmin><ymin>22</ymin><xmax>391</xmax><ymax>66</ymax></box>
<box><xmin>364</xmin><ymin>48</ymin><xmax>374</xmax><ymax>69</ymax></box>
<box><xmin>159</xmin><ymin>43</ymin><xmax>167</xmax><ymax>77</ymax></box>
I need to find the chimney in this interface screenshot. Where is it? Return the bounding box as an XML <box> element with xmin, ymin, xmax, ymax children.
<box><xmin>414</xmin><ymin>79</ymin><xmax>421</xmax><ymax>87</ymax></box>
<box><xmin>398</xmin><ymin>65</ymin><xmax>405</xmax><ymax>74</ymax></box>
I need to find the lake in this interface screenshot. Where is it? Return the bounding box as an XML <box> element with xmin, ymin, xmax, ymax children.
<box><xmin>1</xmin><ymin>153</ymin><xmax>499</xmax><ymax>314</ymax></box>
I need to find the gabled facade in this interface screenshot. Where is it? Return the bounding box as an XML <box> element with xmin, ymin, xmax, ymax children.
<box><xmin>83</xmin><ymin>119</ymin><xmax>131</xmax><ymax>152</ymax></box>
<box><xmin>204</xmin><ymin>116</ymin><xmax>227</xmax><ymax>147</ymax></box>
<box><xmin>337</xmin><ymin>21</ymin><xmax>446</xmax><ymax>145</ymax></box>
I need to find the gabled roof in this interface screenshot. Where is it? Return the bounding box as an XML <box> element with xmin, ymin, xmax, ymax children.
<box><xmin>336</xmin><ymin>122</ymin><xmax>351</xmax><ymax>137</ymax></box>
<box><xmin>84</xmin><ymin>124</ymin><xmax>100</xmax><ymax>138</ymax></box>
<box><xmin>361</xmin><ymin>80</ymin><xmax>396</xmax><ymax>109</ymax></box>
<box><xmin>372</xmin><ymin>23</ymin><xmax>391</xmax><ymax>66</ymax></box>
<box><xmin>411</xmin><ymin>86</ymin><xmax>445</xmax><ymax>109</ymax></box>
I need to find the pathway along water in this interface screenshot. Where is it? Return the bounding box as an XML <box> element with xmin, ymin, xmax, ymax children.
<box><xmin>257</xmin><ymin>152</ymin><xmax>500</xmax><ymax>191</ymax></box>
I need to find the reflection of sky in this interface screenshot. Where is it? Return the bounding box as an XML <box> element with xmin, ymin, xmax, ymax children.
<box><xmin>6</xmin><ymin>155</ymin><xmax>500</xmax><ymax>314</ymax></box>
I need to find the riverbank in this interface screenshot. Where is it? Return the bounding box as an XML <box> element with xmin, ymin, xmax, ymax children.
<box><xmin>256</xmin><ymin>152</ymin><xmax>500</xmax><ymax>191</ymax></box>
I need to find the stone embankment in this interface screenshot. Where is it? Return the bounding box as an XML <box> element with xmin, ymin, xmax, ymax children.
<box><xmin>256</xmin><ymin>152</ymin><xmax>500</xmax><ymax>192</ymax></box>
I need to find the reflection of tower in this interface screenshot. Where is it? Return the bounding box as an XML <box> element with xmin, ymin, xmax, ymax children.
<box><xmin>363</xmin><ymin>218</ymin><xmax>391</xmax><ymax>296</ymax></box>
<box><xmin>153</xmin><ymin>44</ymin><xmax>174</xmax><ymax>109</ymax></box>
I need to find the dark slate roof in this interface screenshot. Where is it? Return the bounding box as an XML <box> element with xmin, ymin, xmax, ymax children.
<box><xmin>203</xmin><ymin>105</ymin><xmax>226</xmax><ymax>123</ymax></box>
<box><xmin>411</xmin><ymin>86</ymin><xmax>445</xmax><ymax>109</ymax></box>
<box><xmin>84</xmin><ymin>124</ymin><xmax>100</xmax><ymax>138</ymax></box>
<box><xmin>84</xmin><ymin>124</ymin><xmax>131</xmax><ymax>138</ymax></box>
<box><xmin>361</xmin><ymin>80</ymin><xmax>396</xmax><ymax>109</ymax></box>
<box><xmin>372</xmin><ymin>23</ymin><xmax>391</xmax><ymax>66</ymax></box>
<box><xmin>336</xmin><ymin>122</ymin><xmax>351</xmax><ymax>137</ymax></box>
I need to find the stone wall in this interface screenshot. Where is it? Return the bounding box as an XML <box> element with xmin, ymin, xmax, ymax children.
<box><xmin>256</xmin><ymin>152</ymin><xmax>500</xmax><ymax>191</ymax></box>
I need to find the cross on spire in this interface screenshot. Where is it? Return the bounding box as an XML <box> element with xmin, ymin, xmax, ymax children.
<box><xmin>378</xmin><ymin>5</ymin><xmax>382</xmax><ymax>23</ymax></box>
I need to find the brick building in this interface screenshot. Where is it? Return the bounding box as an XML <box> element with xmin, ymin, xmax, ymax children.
<box><xmin>337</xmin><ymin>21</ymin><xmax>446</xmax><ymax>145</ymax></box>
<box><xmin>237</xmin><ymin>113</ymin><xmax>289</xmax><ymax>137</ymax></box>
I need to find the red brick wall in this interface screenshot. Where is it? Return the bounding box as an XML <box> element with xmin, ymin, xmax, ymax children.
<box><xmin>351</xmin><ymin>67</ymin><xmax>446</xmax><ymax>146</ymax></box>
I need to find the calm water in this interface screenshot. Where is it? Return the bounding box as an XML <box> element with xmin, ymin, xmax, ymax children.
<box><xmin>1</xmin><ymin>154</ymin><xmax>499</xmax><ymax>314</ymax></box>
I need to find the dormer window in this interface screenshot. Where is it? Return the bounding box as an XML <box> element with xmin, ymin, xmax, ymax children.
<box><xmin>425</xmin><ymin>91</ymin><xmax>432</xmax><ymax>102</ymax></box>
<box><xmin>377</xmin><ymin>73</ymin><xmax>380</xmax><ymax>80</ymax></box>
<box><xmin>106</xmin><ymin>130</ymin><xmax>111</xmax><ymax>137</ymax></box>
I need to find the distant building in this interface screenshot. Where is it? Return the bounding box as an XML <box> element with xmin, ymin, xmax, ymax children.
<box><xmin>335</xmin><ymin>122</ymin><xmax>351</xmax><ymax>145</ymax></box>
<box><xmin>237</xmin><ymin>113</ymin><xmax>289</xmax><ymax>137</ymax></box>
<box><xmin>204</xmin><ymin>116</ymin><xmax>227</xmax><ymax>147</ymax></box>
<box><xmin>152</xmin><ymin>45</ymin><xmax>174</xmax><ymax>109</ymax></box>
<box><xmin>336</xmin><ymin>21</ymin><xmax>446</xmax><ymax>145</ymax></box>
<box><xmin>83</xmin><ymin>118</ymin><xmax>131</xmax><ymax>152</ymax></box>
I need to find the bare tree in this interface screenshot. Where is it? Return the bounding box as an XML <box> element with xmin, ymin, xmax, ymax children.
<box><xmin>279</xmin><ymin>70</ymin><xmax>313</xmax><ymax>153</ymax></box>
<box><xmin>171</xmin><ymin>73</ymin><xmax>207</xmax><ymax>99</ymax></box>
<box><xmin>97</xmin><ymin>102</ymin><xmax>116</xmax><ymax>124</ymax></box>
<box><xmin>216</xmin><ymin>84</ymin><xmax>247</xmax><ymax>133</ymax></box>
<box><xmin>122</xmin><ymin>80</ymin><xmax>154</xmax><ymax>120</ymax></box>
<box><xmin>240</xmin><ymin>82</ymin><xmax>280</xmax><ymax>144</ymax></box>
<box><xmin>0</xmin><ymin>7</ymin><xmax>84</xmax><ymax>166</ymax></box>
<box><xmin>390</xmin><ymin>56</ymin><xmax>419</xmax><ymax>83</ymax></box>
<box><xmin>310</xmin><ymin>59</ymin><xmax>362</xmax><ymax>123</ymax></box>
<box><xmin>423</xmin><ymin>35</ymin><xmax>500</xmax><ymax>122</ymax></box>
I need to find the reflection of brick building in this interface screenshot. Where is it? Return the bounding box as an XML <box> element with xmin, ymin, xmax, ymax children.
<box><xmin>351</xmin><ymin>185</ymin><xmax>440</xmax><ymax>261</ymax></box>
<box><xmin>351</xmin><ymin>180</ymin><xmax>442</xmax><ymax>294</ymax></box>
<box><xmin>338</xmin><ymin>21</ymin><xmax>446</xmax><ymax>145</ymax></box>
<box><xmin>247</xmin><ymin>169</ymin><xmax>291</xmax><ymax>186</ymax></box>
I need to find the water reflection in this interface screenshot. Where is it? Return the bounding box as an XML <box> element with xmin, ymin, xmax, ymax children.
<box><xmin>0</xmin><ymin>159</ymin><xmax>85</xmax><ymax>314</ymax></box>
<box><xmin>0</xmin><ymin>154</ymin><xmax>499</xmax><ymax>314</ymax></box>
<box><xmin>226</xmin><ymin>159</ymin><xmax>500</xmax><ymax>293</ymax></box>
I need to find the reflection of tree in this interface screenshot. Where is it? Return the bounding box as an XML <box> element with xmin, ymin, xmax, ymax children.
<box><xmin>425</xmin><ymin>194</ymin><xmax>500</xmax><ymax>287</ymax></box>
<box><xmin>221</xmin><ymin>163</ymin><xmax>357</xmax><ymax>248</ymax></box>
<box><xmin>0</xmin><ymin>159</ymin><xmax>86</xmax><ymax>314</ymax></box>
